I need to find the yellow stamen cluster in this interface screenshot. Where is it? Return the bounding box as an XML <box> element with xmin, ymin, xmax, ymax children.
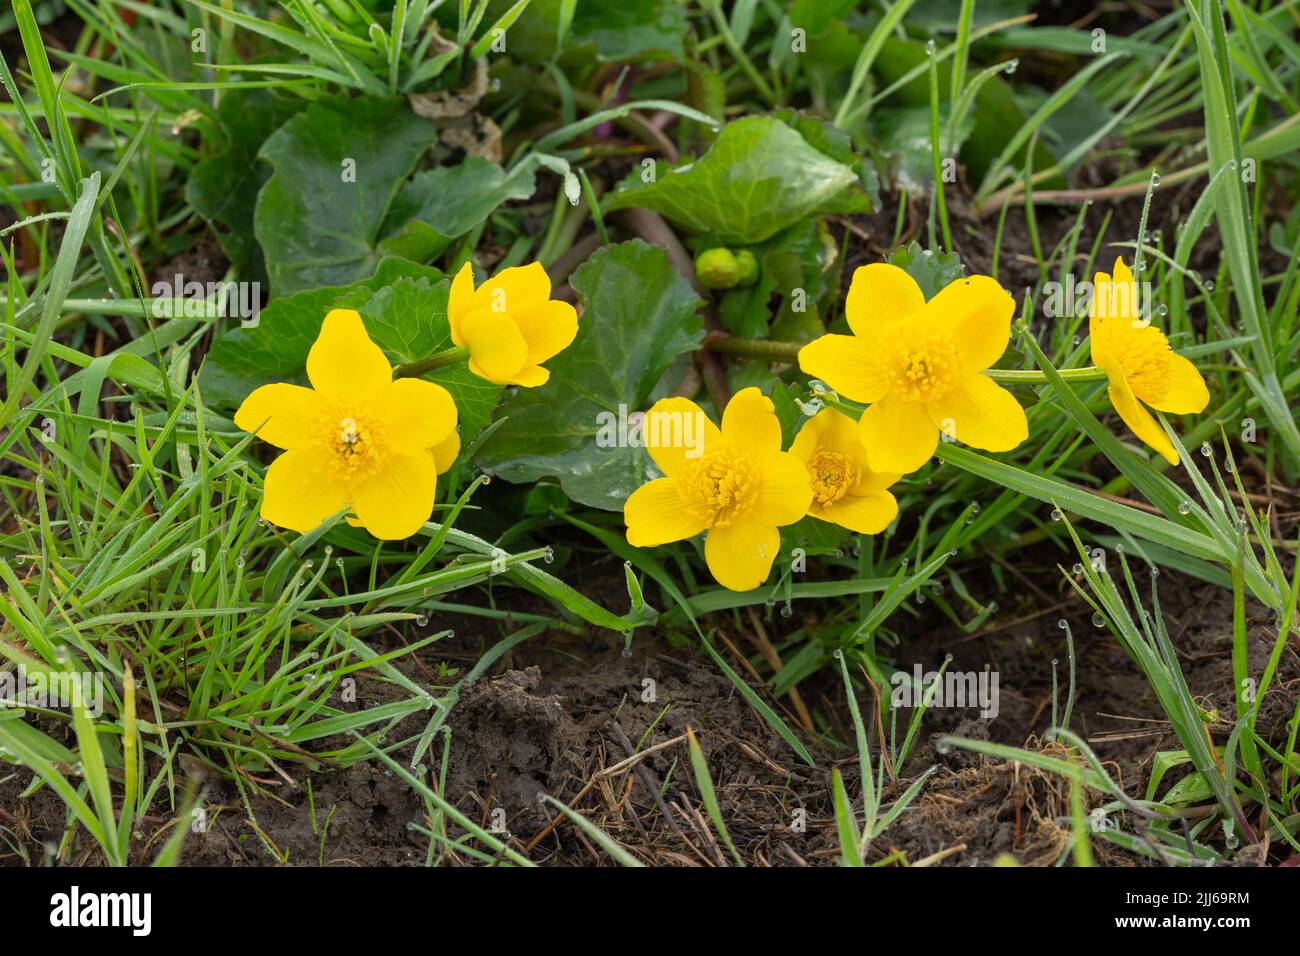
<box><xmin>325</xmin><ymin>413</ymin><xmax>387</xmax><ymax>482</ymax></box>
<box><xmin>1112</xmin><ymin>330</ymin><xmax>1172</xmax><ymax>396</ymax></box>
<box><xmin>807</xmin><ymin>450</ymin><xmax>858</xmax><ymax>506</ymax></box>
<box><xmin>887</xmin><ymin>331</ymin><xmax>960</xmax><ymax>403</ymax></box>
<box><xmin>679</xmin><ymin>449</ymin><xmax>758</xmax><ymax>527</ymax></box>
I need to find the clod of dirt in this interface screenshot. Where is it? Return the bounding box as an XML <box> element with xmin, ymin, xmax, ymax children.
<box><xmin>446</xmin><ymin>667</ymin><xmax>583</xmax><ymax>834</ymax></box>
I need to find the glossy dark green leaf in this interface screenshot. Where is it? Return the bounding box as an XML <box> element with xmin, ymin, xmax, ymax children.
<box><xmin>887</xmin><ymin>241</ymin><xmax>965</xmax><ymax>300</ymax></box>
<box><xmin>255</xmin><ymin>97</ymin><xmax>433</xmax><ymax>295</ymax></box>
<box><xmin>186</xmin><ymin>90</ymin><xmax>304</xmax><ymax>280</ymax></box>
<box><xmin>607</xmin><ymin>116</ymin><xmax>872</xmax><ymax>245</ymax></box>
<box><xmin>379</xmin><ymin>157</ymin><xmax>537</xmax><ymax>262</ymax></box>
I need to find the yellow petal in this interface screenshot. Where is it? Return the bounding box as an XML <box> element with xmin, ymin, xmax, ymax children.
<box><xmin>926</xmin><ymin>374</ymin><xmax>1028</xmax><ymax>453</ymax></box>
<box><xmin>925</xmin><ymin>275</ymin><xmax>1015</xmax><ymax>373</ymax></box>
<box><xmin>789</xmin><ymin>415</ymin><xmax>820</xmax><ymax>463</ymax></box>
<box><xmin>1144</xmin><ymin>353</ymin><xmax>1209</xmax><ymax>415</ymax></box>
<box><xmin>644</xmin><ymin>397</ymin><xmax>719</xmax><ymax>476</ymax></box>
<box><xmin>307</xmin><ymin>309</ymin><xmax>392</xmax><ymax>402</ymax></box>
<box><xmin>1112</xmin><ymin>256</ymin><xmax>1134</xmax><ymax>288</ymax></box>
<box><xmin>852</xmin><ymin>466</ymin><xmax>900</xmax><ymax>497</ymax></box>
<box><xmin>625</xmin><ymin>477</ymin><xmax>707</xmax><ymax>547</ymax></box>
<box><xmin>1092</xmin><ymin>257</ymin><xmax>1141</xmax><ymax>326</ymax></box>
<box><xmin>448</xmin><ymin>260</ymin><xmax>477</xmax><ymax>335</ymax></box>
<box><xmin>704</xmin><ymin>521</ymin><xmax>780</xmax><ymax>591</ymax></box>
<box><xmin>460</xmin><ymin>306</ymin><xmax>529</xmax><ymax>381</ymax></box>
<box><xmin>1089</xmin><ymin>268</ymin><xmax>1114</xmax><ymax>366</ymax></box>
<box><xmin>513</xmin><ymin>299</ymin><xmax>578</xmax><ymax>365</ymax></box>
<box><xmin>234</xmin><ymin>383</ymin><xmax>324</xmax><ymax>450</ymax></box>
<box><xmin>431</xmin><ymin>428</ymin><xmax>460</xmax><ymax>475</ymax></box>
<box><xmin>473</xmin><ymin>261</ymin><xmax>551</xmax><ymax>316</ymax></box>
<box><xmin>509</xmin><ymin>365</ymin><xmax>550</xmax><ymax>387</ymax></box>
<box><xmin>1107</xmin><ymin>372</ymin><xmax>1179</xmax><ymax>466</ymax></box>
<box><xmin>813</xmin><ymin>406</ymin><xmax>868</xmax><ymax>459</ymax></box>
<box><xmin>857</xmin><ymin>397</ymin><xmax>938</xmax><ymax>474</ymax></box>
<box><xmin>752</xmin><ymin>451</ymin><xmax>813</xmax><ymax>527</ymax></box>
<box><xmin>721</xmin><ymin>386</ymin><xmax>781</xmax><ymax>453</ymax></box>
<box><xmin>844</xmin><ymin>263</ymin><xmax>924</xmax><ymax>338</ymax></box>
<box><xmin>261</xmin><ymin>449</ymin><xmax>348</xmax><ymax>533</ymax></box>
<box><xmin>798</xmin><ymin>334</ymin><xmax>888</xmax><ymax>403</ymax></box>
<box><xmin>349</xmin><ymin>452</ymin><xmax>439</xmax><ymax>539</ymax></box>
<box><xmin>816</xmin><ymin>489</ymin><xmax>898</xmax><ymax>534</ymax></box>
<box><xmin>367</xmin><ymin>378</ymin><xmax>458</xmax><ymax>454</ymax></box>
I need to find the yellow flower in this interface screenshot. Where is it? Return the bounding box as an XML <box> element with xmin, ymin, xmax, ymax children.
<box><xmin>1089</xmin><ymin>257</ymin><xmax>1209</xmax><ymax>466</ymax></box>
<box><xmin>798</xmin><ymin>263</ymin><xmax>1027</xmax><ymax>474</ymax></box>
<box><xmin>235</xmin><ymin>309</ymin><xmax>460</xmax><ymax>540</ymax></box>
<box><xmin>624</xmin><ymin>387</ymin><xmax>812</xmax><ymax>591</ymax></box>
<box><xmin>790</xmin><ymin>408</ymin><xmax>900</xmax><ymax>533</ymax></box>
<box><xmin>448</xmin><ymin>261</ymin><xmax>579</xmax><ymax>387</ymax></box>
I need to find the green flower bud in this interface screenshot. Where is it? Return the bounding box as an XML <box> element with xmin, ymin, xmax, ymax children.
<box><xmin>694</xmin><ymin>247</ymin><xmax>742</xmax><ymax>289</ymax></box>
<box><xmin>734</xmin><ymin>249</ymin><xmax>759</xmax><ymax>286</ymax></box>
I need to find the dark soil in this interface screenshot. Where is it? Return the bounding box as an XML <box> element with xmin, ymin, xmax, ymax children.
<box><xmin>4</xmin><ymin>554</ymin><xmax>1295</xmax><ymax>867</ymax></box>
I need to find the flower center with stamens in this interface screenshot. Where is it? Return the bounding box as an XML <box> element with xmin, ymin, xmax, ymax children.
<box><xmin>807</xmin><ymin>451</ymin><xmax>858</xmax><ymax>506</ymax></box>
<box><xmin>1114</xmin><ymin>327</ymin><xmax>1172</xmax><ymax>397</ymax></box>
<box><xmin>886</xmin><ymin>330</ymin><xmax>960</xmax><ymax>403</ymax></box>
<box><xmin>323</xmin><ymin>412</ymin><xmax>388</xmax><ymax>483</ymax></box>
<box><xmin>679</xmin><ymin>448</ymin><xmax>758</xmax><ymax>527</ymax></box>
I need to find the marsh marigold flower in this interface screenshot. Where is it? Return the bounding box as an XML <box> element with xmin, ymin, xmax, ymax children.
<box><xmin>791</xmin><ymin>408</ymin><xmax>900</xmax><ymax>533</ymax></box>
<box><xmin>235</xmin><ymin>309</ymin><xmax>460</xmax><ymax>540</ymax></box>
<box><xmin>798</xmin><ymin>264</ymin><xmax>1027</xmax><ymax>474</ymax></box>
<box><xmin>1089</xmin><ymin>257</ymin><xmax>1209</xmax><ymax>466</ymax></box>
<box><xmin>449</xmin><ymin>261</ymin><xmax>578</xmax><ymax>387</ymax></box>
<box><xmin>624</xmin><ymin>388</ymin><xmax>812</xmax><ymax>591</ymax></box>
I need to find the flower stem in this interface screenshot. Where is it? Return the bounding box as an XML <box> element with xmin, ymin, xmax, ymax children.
<box><xmin>704</xmin><ymin>336</ymin><xmax>801</xmax><ymax>361</ymax></box>
<box><xmin>393</xmin><ymin>346</ymin><xmax>470</xmax><ymax>379</ymax></box>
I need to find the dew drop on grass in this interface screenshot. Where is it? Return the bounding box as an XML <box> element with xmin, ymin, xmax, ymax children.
<box><xmin>1150</xmin><ymin>172</ymin><xmax>1161</xmax><ymax>186</ymax></box>
<box><xmin>1050</xmin><ymin>508</ymin><xmax>1063</xmax><ymax>521</ymax></box>
<box><xmin>1004</xmin><ymin>58</ymin><xmax>1018</xmax><ymax>74</ymax></box>
<box><xmin>542</xmin><ymin>546</ymin><xmax>555</xmax><ymax>564</ymax></box>
<box><xmin>780</xmin><ymin>603</ymin><xmax>793</xmax><ymax>619</ymax></box>
<box><xmin>416</xmin><ymin>615</ymin><xmax>428</xmax><ymax>627</ymax></box>
<box><xmin>335</xmin><ymin>558</ymin><xmax>344</xmax><ymax>569</ymax></box>
<box><xmin>1072</xmin><ymin>563</ymin><xmax>1083</xmax><ymax>574</ymax></box>
<box><xmin>1204</xmin><ymin>280</ymin><xmax>1215</xmax><ymax>292</ymax></box>
<box><xmin>925</xmin><ymin>39</ymin><xmax>937</xmax><ymax>55</ymax></box>
<box><xmin>1200</xmin><ymin>442</ymin><xmax>1212</xmax><ymax>458</ymax></box>
<box><xmin>304</xmin><ymin>559</ymin><xmax>313</xmax><ymax>568</ymax></box>
<box><xmin>621</xmin><ymin>646</ymin><xmax>633</xmax><ymax>659</ymax></box>
<box><xmin>1156</xmin><ymin>303</ymin><xmax>1168</xmax><ymax>317</ymax></box>
<box><xmin>832</xmin><ymin>649</ymin><xmax>844</xmax><ymax>660</ymax></box>
<box><xmin>1092</xmin><ymin>612</ymin><xmax>1106</xmax><ymax>628</ymax></box>
<box><xmin>1177</xmin><ymin>500</ymin><xmax>1191</xmax><ymax>515</ymax></box>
